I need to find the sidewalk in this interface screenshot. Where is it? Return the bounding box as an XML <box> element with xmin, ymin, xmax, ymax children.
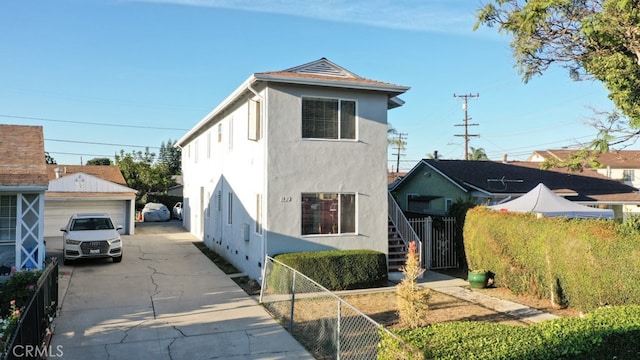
<box><xmin>416</xmin><ymin>271</ymin><xmax>558</xmax><ymax>323</ymax></box>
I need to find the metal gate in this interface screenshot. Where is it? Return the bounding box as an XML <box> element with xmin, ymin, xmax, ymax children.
<box><xmin>409</xmin><ymin>217</ymin><xmax>458</xmax><ymax>269</ymax></box>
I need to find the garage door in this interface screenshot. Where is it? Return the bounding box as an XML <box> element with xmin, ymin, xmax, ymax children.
<box><xmin>45</xmin><ymin>200</ymin><xmax>127</xmax><ymax>237</ymax></box>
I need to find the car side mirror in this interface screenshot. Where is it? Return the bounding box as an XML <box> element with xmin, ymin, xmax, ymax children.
<box><xmin>60</xmin><ymin>228</ymin><xmax>67</xmax><ymax>232</ymax></box>
<box><xmin>116</xmin><ymin>226</ymin><xmax>123</xmax><ymax>231</ymax></box>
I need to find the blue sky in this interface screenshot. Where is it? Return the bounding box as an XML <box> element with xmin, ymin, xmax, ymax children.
<box><xmin>1</xmin><ymin>0</ymin><xmax>620</xmax><ymax>171</ymax></box>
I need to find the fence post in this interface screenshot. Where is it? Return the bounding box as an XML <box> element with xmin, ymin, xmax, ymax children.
<box><xmin>336</xmin><ymin>300</ymin><xmax>341</xmax><ymax>360</ymax></box>
<box><xmin>289</xmin><ymin>271</ymin><xmax>296</xmax><ymax>332</ymax></box>
<box><xmin>425</xmin><ymin>217</ymin><xmax>433</xmax><ymax>270</ymax></box>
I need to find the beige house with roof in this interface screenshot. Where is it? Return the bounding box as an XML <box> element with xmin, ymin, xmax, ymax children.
<box><xmin>44</xmin><ymin>165</ymin><xmax>137</xmax><ymax>237</ymax></box>
<box><xmin>528</xmin><ymin>150</ymin><xmax>640</xmax><ymax>216</ymax></box>
<box><xmin>176</xmin><ymin>58</ymin><xmax>409</xmax><ymax>280</ymax></box>
<box><xmin>0</xmin><ymin>124</ymin><xmax>48</xmax><ymax>270</ymax></box>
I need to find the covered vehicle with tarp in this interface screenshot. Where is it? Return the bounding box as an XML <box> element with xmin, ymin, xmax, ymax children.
<box><xmin>488</xmin><ymin>183</ymin><xmax>614</xmax><ymax>219</ymax></box>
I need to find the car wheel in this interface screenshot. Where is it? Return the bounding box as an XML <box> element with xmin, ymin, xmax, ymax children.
<box><xmin>113</xmin><ymin>255</ymin><xmax>123</xmax><ymax>263</ymax></box>
<box><xmin>63</xmin><ymin>257</ymin><xmax>72</xmax><ymax>266</ymax></box>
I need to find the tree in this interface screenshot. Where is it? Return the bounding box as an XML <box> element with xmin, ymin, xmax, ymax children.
<box><xmin>468</xmin><ymin>147</ymin><xmax>489</xmax><ymax>161</ymax></box>
<box><xmin>115</xmin><ymin>148</ymin><xmax>175</xmax><ymax>202</ymax></box>
<box><xmin>86</xmin><ymin>157</ymin><xmax>112</xmax><ymax>166</ymax></box>
<box><xmin>475</xmin><ymin>0</ymin><xmax>640</xmax><ymax>140</ymax></box>
<box><xmin>387</xmin><ymin>124</ymin><xmax>407</xmax><ymax>172</ymax></box>
<box><xmin>45</xmin><ymin>152</ymin><xmax>56</xmax><ymax>164</ymax></box>
<box><xmin>158</xmin><ymin>139</ymin><xmax>181</xmax><ymax>175</ymax></box>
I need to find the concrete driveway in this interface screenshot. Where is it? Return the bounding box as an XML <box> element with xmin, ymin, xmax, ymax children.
<box><xmin>47</xmin><ymin>221</ymin><xmax>312</xmax><ymax>359</ymax></box>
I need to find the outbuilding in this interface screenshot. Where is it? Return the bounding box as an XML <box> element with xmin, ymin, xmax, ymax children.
<box><xmin>44</xmin><ymin>165</ymin><xmax>137</xmax><ymax>237</ymax></box>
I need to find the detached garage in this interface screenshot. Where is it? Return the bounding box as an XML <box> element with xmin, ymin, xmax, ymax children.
<box><xmin>44</xmin><ymin>166</ymin><xmax>137</xmax><ymax>237</ymax></box>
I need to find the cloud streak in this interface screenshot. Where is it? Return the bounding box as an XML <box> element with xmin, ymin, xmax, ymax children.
<box><xmin>128</xmin><ymin>0</ymin><xmax>479</xmax><ymax>34</ymax></box>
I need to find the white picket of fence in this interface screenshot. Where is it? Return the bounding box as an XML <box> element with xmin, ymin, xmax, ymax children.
<box><xmin>408</xmin><ymin>217</ymin><xmax>458</xmax><ymax>270</ymax></box>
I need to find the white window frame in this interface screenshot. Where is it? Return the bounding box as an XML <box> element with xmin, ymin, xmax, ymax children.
<box><xmin>301</xmin><ymin>192</ymin><xmax>356</xmax><ymax>236</ymax></box>
<box><xmin>194</xmin><ymin>139</ymin><xmax>199</xmax><ymax>163</ymax></box>
<box><xmin>207</xmin><ymin>131</ymin><xmax>212</xmax><ymax>159</ymax></box>
<box><xmin>255</xmin><ymin>193</ymin><xmax>263</xmax><ymax>235</ymax></box>
<box><xmin>248</xmin><ymin>99</ymin><xmax>261</xmax><ymax>141</ymax></box>
<box><xmin>301</xmin><ymin>97</ymin><xmax>357</xmax><ymax>140</ymax></box>
<box><xmin>0</xmin><ymin>195</ymin><xmax>17</xmax><ymax>244</ymax></box>
<box><xmin>228</xmin><ymin>118</ymin><xmax>233</xmax><ymax>151</ymax></box>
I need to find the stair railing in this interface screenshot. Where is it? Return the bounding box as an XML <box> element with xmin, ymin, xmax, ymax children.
<box><xmin>388</xmin><ymin>192</ymin><xmax>423</xmax><ymax>268</ymax></box>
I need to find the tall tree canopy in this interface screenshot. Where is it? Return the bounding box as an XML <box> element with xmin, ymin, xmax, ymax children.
<box><xmin>115</xmin><ymin>148</ymin><xmax>175</xmax><ymax>201</ymax></box>
<box><xmin>158</xmin><ymin>139</ymin><xmax>181</xmax><ymax>175</ymax></box>
<box><xmin>476</xmin><ymin>0</ymin><xmax>640</xmax><ymax>139</ymax></box>
<box><xmin>469</xmin><ymin>147</ymin><xmax>490</xmax><ymax>161</ymax></box>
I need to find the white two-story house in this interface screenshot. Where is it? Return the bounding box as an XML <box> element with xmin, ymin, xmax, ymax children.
<box><xmin>176</xmin><ymin>58</ymin><xmax>409</xmax><ymax>280</ymax></box>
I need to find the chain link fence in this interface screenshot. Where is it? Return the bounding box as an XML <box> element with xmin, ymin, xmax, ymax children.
<box><xmin>260</xmin><ymin>256</ymin><xmax>416</xmax><ymax>360</ymax></box>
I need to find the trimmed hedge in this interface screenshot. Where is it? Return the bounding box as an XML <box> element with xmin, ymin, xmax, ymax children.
<box><xmin>273</xmin><ymin>250</ymin><xmax>388</xmax><ymax>291</ymax></box>
<box><xmin>386</xmin><ymin>305</ymin><xmax>640</xmax><ymax>360</ymax></box>
<box><xmin>464</xmin><ymin>207</ymin><xmax>640</xmax><ymax>312</ymax></box>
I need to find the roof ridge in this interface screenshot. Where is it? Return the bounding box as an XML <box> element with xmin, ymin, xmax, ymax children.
<box><xmin>280</xmin><ymin>58</ymin><xmax>359</xmax><ymax>78</ymax></box>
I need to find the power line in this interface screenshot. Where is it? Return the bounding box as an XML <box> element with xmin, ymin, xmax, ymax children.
<box><xmin>48</xmin><ymin>151</ymin><xmax>118</xmax><ymax>159</ymax></box>
<box><xmin>45</xmin><ymin>138</ymin><xmax>160</xmax><ymax>149</ymax></box>
<box><xmin>0</xmin><ymin>114</ymin><xmax>189</xmax><ymax>131</ymax></box>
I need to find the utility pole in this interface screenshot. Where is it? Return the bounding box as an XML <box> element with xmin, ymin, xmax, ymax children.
<box><xmin>392</xmin><ymin>132</ymin><xmax>407</xmax><ymax>174</ymax></box>
<box><xmin>453</xmin><ymin>93</ymin><xmax>479</xmax><ymax>160</ymax></box>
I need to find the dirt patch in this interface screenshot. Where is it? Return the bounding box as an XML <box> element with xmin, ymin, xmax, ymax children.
<box><xmin>193</xmin><ymin>241</ymin><xmax>579</xmax><ymax>325</ymax></box>
<box><xmin>342</xmin><ymin>290</ymin><xmax>528</xmax><ymax>328</ymax></box>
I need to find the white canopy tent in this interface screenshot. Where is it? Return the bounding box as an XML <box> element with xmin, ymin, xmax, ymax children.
<box><xmin>488</xmin><ymin>183</ymin><xmax>614</xmax><ymax>219</ymax></box>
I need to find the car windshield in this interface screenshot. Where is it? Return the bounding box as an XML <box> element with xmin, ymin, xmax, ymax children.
<box><xmin>70</xmin><ymin>218</ymin><xmax>115</xmax><ymax>231</ymax></box>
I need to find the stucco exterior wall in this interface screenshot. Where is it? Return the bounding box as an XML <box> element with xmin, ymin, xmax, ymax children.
<box><xmin>181</xmin><ymin>82</ymin><xmax>393</xmax><ymax>281</ymax></box>
<box><xmin>181</xmin><ymin>87</ymin><xmax>267</xmax><ymax>280</ymax></box>
<box><xmin>264</xmin><ymin>84</ymin><xmax>389</xmax><ymax>258</ymax></box>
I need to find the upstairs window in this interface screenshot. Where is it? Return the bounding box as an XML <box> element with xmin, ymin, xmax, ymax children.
<box><xmin>248</xmin><ymin>99</ymin><xmax>261</xmax><ymax>141</ymax></box>
<box><xmin>623</xmin><ymin>169</ymin><xmax>635</xmax><ymax>182</ymax></box>
<box><xmin>302</xmin><ymin>98</ymin><xmax>356</xmax><ymax>139</ymax></box>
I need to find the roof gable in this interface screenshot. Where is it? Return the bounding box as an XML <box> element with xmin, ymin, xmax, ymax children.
<box><xmin>47</xmin><ymin>165</ymin><xmax>127</xmax><ymax>185</ymax></box>
<box><xmin>256</xmin><ymin>58</ymin><xmax>409</xmax><ymax>94</ymax></box>
<box><xmin>0</xmin><ymin>124</ymin><xmax>48</xmax><ymax>187</ymax></box>
<box><xmin>282</xmin><ymin>58</ymin><xmax>359</xmax><ymax>78</ymax></box>
<box><xmin>48</xmin><ymin>172</ymin><xmax>136</xmax><ymax>193</ymax></box>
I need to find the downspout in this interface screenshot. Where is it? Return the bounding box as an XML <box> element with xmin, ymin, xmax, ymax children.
<box><xmin>248</xmin><ymin>81</ymin><xmax>268</xmax><ymax>283</ymax></box>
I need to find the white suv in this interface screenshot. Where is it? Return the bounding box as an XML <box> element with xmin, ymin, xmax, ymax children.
<box><xmin>60</xmin><ymin>213</ymin><xmax>123</xmax><ymax>265</ymax></box>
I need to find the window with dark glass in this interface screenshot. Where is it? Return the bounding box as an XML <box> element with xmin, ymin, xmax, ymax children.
<box><xmin>302</xmin><ymin>98</ymin><xmax>356</xmax><ymax>139</ymax></box>
<box><xmin>301</xmin><ymin>193</ymin><xmax>356</xmax><ymax>235</ymax></box>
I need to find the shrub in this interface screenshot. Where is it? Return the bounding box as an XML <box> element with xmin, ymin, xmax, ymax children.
<box><xmin>0</xmin><ymin>269</ymin><xmax>41</xmax><ymax>317</ymax></box>
<box><xmin>273</xmin><ymin>250</ymin><xmax>387</xmax><ymax>291</ymax></box>
<box><xmin>389</xmin><ymin>305</ymin><xmax>640</xmax><ymax>359</ymax></box>
<box><xmin>463</xmin><ymin>207</ymin><xmax>640</xmax><ymax>312</ymax></box>
<box><xmin>397</xmin><ymin>241</ymin><xmax>430</xmax><ymax>329</ymax></box>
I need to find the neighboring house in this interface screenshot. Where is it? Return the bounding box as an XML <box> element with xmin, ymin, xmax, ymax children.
<box><xmin>528</xmin><ymin>149</ymin><xmax>640</xmax><ymax>187</ymax></box>
<box><xmin>44</xmin><ymin>165</ymin><xmax>137</xmax><ymax>237</ymax></box>
<box><xmin>167</xmin><ymin>175</ymin><xmax>183</xmax><ymax>197</ymax></box>
<box><xmin>176</xmin><ymin>58</ymin><xmax>410</xmax><ymax>280</ymax></box>
<box><xmin>0</xmin><ymin>125</ymin><xmax>48</xmax><ymax>270</ymax></box>
<box><xmin>390</xmin><ymin>159</ymin><xmax>640</xmax><ymax>219</ymax></box>
<box><xmin>529</xmin><ymin>149</ymin><xmax>640</xmax><ymax>216</ymax></box>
